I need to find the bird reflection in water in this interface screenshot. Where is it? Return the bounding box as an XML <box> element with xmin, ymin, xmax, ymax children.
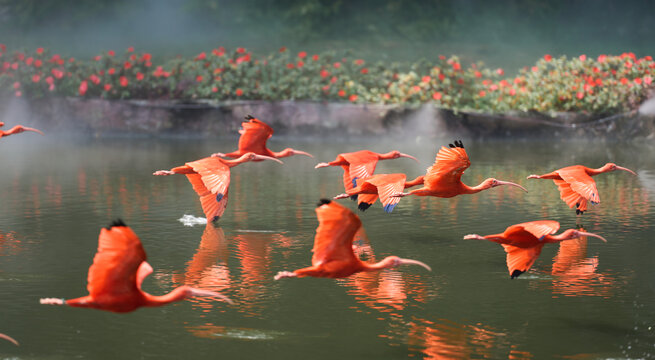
<box><xmin>0</xmin><ymin>230</ymin><xmax>22</xmax><ymax>257</ymax></box>
<box><xmin>339</xmin><ymin>228</ymin><xmax>430</xmax><ymax>314</ymax></box>
<box><xmin>548</xmin><ymin>227</ymin><xmax>615</xmax><ymax>298</ymax></box>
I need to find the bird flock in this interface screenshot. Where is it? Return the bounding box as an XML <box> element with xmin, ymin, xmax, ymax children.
<box><xmin>1</xmin><ymin>115</ymin><xmax>637</xmax><ymax>347</ymax></box>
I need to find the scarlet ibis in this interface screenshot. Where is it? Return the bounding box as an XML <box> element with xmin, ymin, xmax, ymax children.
<box><xmin>274</xmin><ymin>199</ymin><xmax>431</xmax><ymax>280</ymax></box>
<box><xmin>153</xmin><ymin>152</ymin><xmax>282</xmax><ymax>222</ymax></box>
<box><xmin>333</xmin><ymin>173</ymin><xmax>425</xmax><ymax>213</ymax></box>
<box><xmin>40</xmin><ymin>220</ymin><xmax>232</xmax><ymax>313</ymax></box>
<box><xmin>0</xmin><ymin>333</ymin><xmax>18</xmax><ymax>346</ymax></box>
<box><xmin>212</xmin><ymin>115</ymin><xmax>313</xmax><ymax>159</ymax></box>
<box><xmin>463</xmin><ymin>220</ymin><xmax>606</xmax><ymax>279</ymax></box>
<box><xmin>0</xmin><ymin>121</ymin><xmax>43</xmax><ymax>139</ymax></box>
<box><xmin>527</xmin><ymin>163</ymin><xmax>636</xmax><ymax>214</ymax></box>
<box><xmin>393</xmin><ymin>140</ymin><xmax>526</xmax><ymax>198</ymax></box>
<box><xmin>315</xmin><ymin>150</ymin><xmax>419</xmax><ymax>203</ymax></box>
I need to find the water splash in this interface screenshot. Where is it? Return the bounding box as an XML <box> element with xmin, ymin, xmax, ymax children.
<box><xmin>178</xmin><ymin>214</ymin><xmax>207</xmax><ymax>227</ymax></box>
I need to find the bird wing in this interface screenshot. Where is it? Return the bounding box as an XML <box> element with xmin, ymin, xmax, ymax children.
<box><xmin>311</xmin><ymin>201</ymin><xmax>362</xmax><ymax>267</ymax></box>
<box><xmin>504</xmin><ymin>221</ymin><xmax>560</xmax><ymax>241</ymax></box>
<box><xmin>423</xmin><ymin>146</ymin><xmax>471</xmax><ymax>189</ymax></box>
<box><xmin>87</xmin><ymin>224</ymin><xmax>147</xmax><ymax>299</ymax></box>
<box><xmin>341</xmin><ymin>152</ymin><xmax>379</xmax><ymax>191</ymax></box>
<box><xmin>502</xmin><ymin>243</ymin><xmax>546</xmax><ymax>277</ymax></box>
<box><xmin>556</xmin><ymin>167</ymin><xmax>600</xmax><ymax>204</ymax></box>
<box><xmin>364</xmin><ymin>173</ymin><xmax>407</xmax><ymax>213</ymax></box>
<box><xmin>185</xmin><ymin>157</ymin><xmax>231</xmax><ymax>220</ymax></box>
<box><xmin>237</xmin><ymin>118</ymin><xmax>274</xmax><ymax>154</ymax></box>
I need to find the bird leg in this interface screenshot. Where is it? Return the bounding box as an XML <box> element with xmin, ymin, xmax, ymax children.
<box><xmin>333</xmin><ymin>193</ymin><xmax>350</xmax><ymax>200</ymax></box>
<box><xmin>463</xmin><ymin>234</ymin><xmax>485</xmax><ymax>240</ymax></box>
<box><xmin>274</xmin><ymin>271</ymin><xmax>297</xmax><ymax>280</ymax></box>
<box><xmin>314</xmin><ymin>162</ymin><xmax>330</xmax><ymax>169</ymax></box>
<box><xmin>153</xmin><ymin>170</ymin><xmax>175</xmax><ymax>176</ymax></box>
<box><xmin>211</xmin><ymin>152</ymin><xmax>227</xmax><ymax>158</ymax></box>
<box><xmin>526</xmin><ymin>175</ymin><xmax>541</xmax><ymax>179</ymax></box>
<box><xmin>39</xmin><ymin>298</ymin><xmax>65</xmax><ymax>305</ymax></box>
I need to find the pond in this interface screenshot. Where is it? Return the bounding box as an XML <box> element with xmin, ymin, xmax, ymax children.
<box><xmin>1</xmin><ymin>135</ymin><xmax>654</xmax><ymax>359</ymax></box>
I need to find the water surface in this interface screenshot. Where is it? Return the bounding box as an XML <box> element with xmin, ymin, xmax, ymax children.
<box><xmin>1</xmin><ymin>135</ymin><xmax>654</xmax><ymax>359</ymax></box>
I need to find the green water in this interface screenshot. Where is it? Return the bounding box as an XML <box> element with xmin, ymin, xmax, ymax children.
<box><xmin>1</xmin><ymin>136</ymin><xmax>654</xmax><ymax>359</ymax></box>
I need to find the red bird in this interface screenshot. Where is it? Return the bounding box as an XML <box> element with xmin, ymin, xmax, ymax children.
<box><xmin>153</xmin><ymin>152</ymin><xmax>282</xmax><ymax>222</ymax></box>
<box><xmin>274</xmin><ymin>199</ymin><xmax>431</xmax><ymax>280</ymax></box>
<box><xmin>212</xmin><ymin>115</ymin><xmax>313</xmax><ymax>159</ymax></box>
<box><xmin>464</xmin><ymin>220</ymin><xmax>606</xmax><ymax>279</ymax></box>
<box><xmin>0</xmin><ymin>121</ymin><xmax>43</xmax><ymax>139</ymax></box>
<box><xmin>333</xmin><ymin>173</ymin><xmax>425</xmax><ymax>212</ymax></box>
<box><xmin>315</xmin><ymin>149</ymin><xmax>418</xmax><ymax>202</ymax></box>
<box><xmin>393</xmin><ymin>140</ymin><xmax>526</xmax><ymax>198</ymax></box>
<box><xmin>527</xmin><ymin>163</ymin><xmax>636</xmax><ymax>214</ymax></box>
<box><xmin>40</xmin><ymin>220</ymin><xmax>232</xmax><ymax>312</ymax></box>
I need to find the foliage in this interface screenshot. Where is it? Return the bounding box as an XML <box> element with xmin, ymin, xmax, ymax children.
<box><xmin>1</xmin><ymin>44</ymin><xmax>654</xmax><ymax>115</ymax></box>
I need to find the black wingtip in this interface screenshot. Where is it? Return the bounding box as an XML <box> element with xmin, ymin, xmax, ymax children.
<box><xmin>244</xmin><ymin>115</ymin><xmax>255</xmax><ymax>120</ymax></box>
<box><xmin>105</xmin><ymin>218</ymin><xmax>127</xmax><ymax>229</ymax></box>
<box><xmin>510</xmin><ymin>270</ymin><xmax>523</xmax><ymax>279</ymax></box>
<box><xmin>358</xmin><ymin>202</ymin><xmax>372</xmax><ymax>211</ymax></box>
<box><xmin>350</xmin><ymin>195</ymin><xmax>358</xmax><ymax>201</ymax></box>
<box><xmin>447</xmin><ymin>140</ymin><xmax>464</xmax><ymax>149</ymax></box>
<box><xmin>317</xmin><ymin>199</ymin><xmax>332</xmax><ymax>207</ymax></box>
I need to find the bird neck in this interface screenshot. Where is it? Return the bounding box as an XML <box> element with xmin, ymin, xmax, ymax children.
<box><xmin>221</xmin><ymin>154</ymin><xmax>254</xmax><ymax>167</ymax></box>
<box><xmin>362</xmin><ymin>256</ymin><xmax>397</xmax><ymax>272</ymax></box>
<box><xmin>272</xmin><ymin>148</ymin><xmax>294</xmax><ymax>158</ymax></box>
<box><xmin>462</xmin><ymin>179</ymin><xmax>492</xmax><ymax>194</ymax></box>
<box><xmin>405</xmin><ymin>175</ymin><xmax>425</xmax><ymax>188</ymax></box>
<box><xmin>378</xmin><ymin>152</ymin><xmax>397</xmax><ymax>160</ymax></box>
<box><xmin>142</xmin><ymin>286</ymin><xmax>191</xmax><ymax>307</ymax></box>
<box><xmin>588</xmin><ymin>164</ymin><xmax>610</xmax><ymax>176</ymax></box>
<box><xmin>544</xmin><ymin>229</ymin><xmax>577</xmax><ymax>243</ymax></box>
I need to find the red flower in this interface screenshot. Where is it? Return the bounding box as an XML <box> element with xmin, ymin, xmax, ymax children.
<box><xmin>141</xmin><ymin>53</ymin><xmax>152</xmax><ymax>62</ymax></box>
<box><xmin>330</xmin><ymin>76</ymin><xmax>337</xmax><ymax>84</ymax></box>
<box><xmin>108</xmin><ymin>68</ymin><xmax>116</xmax><ymax>75</ymax></box>
<box><xmin>383</xmin><ymin>93</ymin><xmax>390</xmax><ymax>100</ymax></box>
<box><xmin>439</xmin><ymin>55</ymin><xmax>446</xmax><ymax>60</ymax></box>
<box><xmin>478</xmin><ymin>90</ymin><xmax>486</xmax><ymax>97</ymax></box>
<box><xmin>452</xmin><ymin>62</ymin><xmax>461</xmax><ymax>71</ymax></box>
<box><xmin>89</xmin><ymin>74</ymin><xmax>100</xmax><ymax>85</ymax></box>
<box><xmin>338</xmin><ymin>89</ymin><xmax>346</xmax><ymax>97</ymax></box>
<box><xmin>456</xmin><ymin>78</ymin><xmax>464</xmax><ymax>85</ymax></box>
<box><xmin>544</xmin><ymin>54</ymin><xmax>552</xmax><ymax>61</ymax></box>
<box><xmin>625</xmin><ymin>61</ymin><xmax>633</xmax><ymax>68</ymax></box>
<box><xmin>531</xmin><ymin>66</ymin><xmax>539</xmax><ymax>72</ymax></box>
<box><xmin>79</xmin><ymin>80</ymin><xmax>88</xmax><ymax>96</ymax></box>
<box><xmin>196</xmin><ymin>75</ymin><xmax>203</xmax><ymax>82</ymax></box>
<box><xmin>107</xmin><ymin>50</ymin><xmax>115</xmax><ymax>56</ymax></box>
<box><xmin>52</xmin><ymin>68</ymin><xmax>64</xmax><ymax>79</ymax></box>
<box><xmin>333</xmin><ymin>62</ymin><xmax>341</xmax><ymax>69</ymax></box>
<box><xmin>298</xmin><ymin>51</ymin><xmax>307</xmax><ymax>58</ymax></box>
<box><xmin>13</xmin><ymin>82</ymin><xmax>20</xmax><ymax>89</ymax></box>
<box><xmin>349</xmin><ymin>94</ymin><xmax>358</xmax><ymax>102</ymax></box>
<box><xmin>120</xmin><ymin>76</ymin><xmax>128</xmax><ymax>87</ymax></box>
<box><xmin>635</xmin><ymin>77</ymin><xmax>643</xmax><ymax>85</ymax></box>
<box><xmin>422</xmin><ymin>75</ymin><xmax>431</xmax><ymax>83</ymax></box>
<box><xmin>286</xmin><ymin>63</ymin><xmax>295</xmax><ymax>69</ymax></box>
<box><xmin>320</xmin><ymin>69</ymin><xmax>330</xmax><ymax>78</ymax></box>
<box><xmin>354</xmin><ymin>59</ymin><xmax>364</xmax><ymax>66</ymax></box>
<box><xmin>0</xmin><ymin>44</ymin><xmax>5</xmax><ymax>52</ymax></box>
<box><xmin>236</xmin><ymin>47</ymin><xmax>247</xmax><ymax>54</ymax></box>
<box><xmin>45</xmin><ymin>76</ymin><xmax>54</xmax><ymax>85</ymax></box>
<box><xmin>597</xmin><ymin>54</ymin><xmax>607</xmax><ymax>63</ymax></box>
<box><xmin>509</xmin><ymin>88</ymin><xmax>516</xmax><ymax>96</ymax></box>
<box><xmin>474</xmin><ymin>71</ymin><xmax>482</xmax><ymax>78</ymax></box>
<box><xmin>297</xmin><ymin>61</ymin><xmax>304</xmax><ymax>68</ymax></box>
<box><xmin>124</xmin><ymin>61</ymin><xmax>132</xmax><ymax>70</ymax></box>
<box><xmin>34</xmin><ymin>59</ymin><xmax>42</xmax><ymax>68</ymax></box>
<box><xmin>412</xmin><ymin>85</ymin><xmax>421</xmax><ymax>92</ymax></box>
<box><xmin>576</xmin><ymin>92</ymin><xmax>584</xmax><ymax>99</ymax></box>
<box><xmin>104</xmin><ymin>84</ymin><xmax>112</xmax><ymax>91</ymax></box>
<box><xmin>620</xmin><ymin>77</ymin><xmax>628</xmax><ymax>85</ymax></box>
<box><xmin>32</xmin><ymin>74</ymin><xmax>40</xmax><ymax>83</ymax></box>
<box><xmin>127</xmin><ymin>46</ymin><xmax>134</xmax><ymax>52</ymax></box>
<box><xmin>496</xmin><ymin>68</ymin><xmax>504</xmax><ymax>76</ymax></box>
<box><xmin>36</xmin><ymin>47</ymin><xmax>44</xmax><ymax>55</ymax></box>
<box><xmin>212</xmin><ymin>86</ymin><xmax>218</xmax><ymax>93</ymax></box>
<box><xmin>312</xmin><ymin>54</ymin><xmax>319</xmax><ymax>61</ymax></box>
<box><xmin>195</xmin><ymin>52</ymin><xmax>207</xmax><ymax>61</ymax></box>
<box><xmin>14</xmin><ymin>91</ymin><xmax>21</xmax><ymax>97</ymax></box>
<box><xmin>432</xmin><ymin>92</ymin><xmax>442</xmax><ymax>100</ymax></box>
<box><xmin>322</xmin><ymin>85</ymin><xmax>330</xmax><ymax>92</ymax></box>
<box><xmin>48</xmin><ymin>83</ymin><xmax>55</xmax><ymax>91</ymax></box>
<box><xmin>645</xmin><ymin>76</ymin><xmax>653</xmax><ymax>85</ymax></box>
<box><xmin>438</xmin><ymin>73</ymin><xmax>445</xmax><ymax>81</ymax></box>
<box><xmin>579</xmin><ymin>54</ymin><xmax>586</xmax><ymax>61</ymax></box>
<box><xmin>136</xmin><ymin>72</ymin><xmax>144</xmax><ymax>81</ymax></box>
<box><xmin>11</xmin><ymin>62</ymin><xmax>18</xmax><ymax>70</ymax></box>
<box><xmin>279</xmin><ymin>47</ymin><xmax>287</xmax><ymax>53</ymax></box>
<box><xmin>69</xmin><ymin>57</ymin><xmax>75</xmax><ymax>63</ymax></box>
<box><xmin>25</xmin><ymin>57</ymin><xmax>33</xmax><ymax>65</ymax></box>
<box><xmin>361</xmin><ymin>68</ymin><xmax>368</xmax><ymax>74</ymax></box>
<box><xmin>235</xmin><ymin>88</ymin><xmax>243</xmax><ymax>96</ymax></box>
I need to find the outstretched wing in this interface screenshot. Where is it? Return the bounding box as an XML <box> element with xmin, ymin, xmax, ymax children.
<box><xmin>504</xmin><ymin>220</ymin><xmax>560</xmax><ymax>241</ymax></box>
<box><xmin>502</xmin><ymin>243</ymin><xmax>545</xmax><ymax>278</ymax></box>
<box><xmin>186</xmin><ymin>157</ymin><xmax>231</xmax><ymax>220</ymax></box>
<box><xmin>237</xmin><ymin>117</ymin><xmax>274</xmax><ymax>155</ymax></box>
<box><xmin>311</xmin><ymin>201</ymin><xmax>362</xmax><ymax>266</ymax></box>
<box><xmin>87</xmin><ymin>221</ymin><xmax>147</xmax><ymax>298</ymax></box>
<box><xmin>362</xmin><ymin>173</ymin><xmax>407</xmax><ymax>213</ymax></box>
<box><xmin>424</xmin><ymin>145</ymin><xmax>471</xmax><ymax>190</ymax></box>
<box><xmin>340</xmin><ymin>151</ymin><xmax>379</xmax><ymax>191</ymax></box>
<box><xmin>556</xmin><ymin>166</ymin><xmax>600</xmax><ymax>205</ymax></box>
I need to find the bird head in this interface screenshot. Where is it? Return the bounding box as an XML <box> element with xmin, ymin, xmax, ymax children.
<box><xmin>389</xmin><ymin>151</ymin><xmax>419</xmax><ymax>162</ymax></box>
<box><xmin>603</xmin><ymin>163</ymin><xmax>636</xmax><ymax>175</ymax></box>
<box><xmin>0</xmin><ymin>122</ymin><xmax>4</xmax><ymax>128</ymax></box>
<box><xmin>383</xmin><ymin>255</ymin><xmax>431</xmax><ymax>271</ymax></box>
<box><xmin>242</xmin><ymin>152</ymin><xmax>283</xmax><ymax>164</ymax></box>
<box><xmin>483</xmin><ymin>178</ymin><xmax>528</xmax><ymax>192</ymax></box>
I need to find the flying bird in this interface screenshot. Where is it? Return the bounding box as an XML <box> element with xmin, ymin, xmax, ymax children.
<box><xmin>274</xmin><ymin>199</ymin><xmax>431</xmax><ymax>280</ymax></box>
<box><xmin>315</xmin><ymin>149</ymin><xmax>419</xmax><ymax>205</ymax></box>
<box><xmin>153</xmin><ymin>152</ymin><xmax>282</xmax><ymax>222</ymax></box>
<box><xmin>212</xmin><ymin>115</ymin><xmax>313</xmax><ymax>159</ymax></box>
<box><xmin>0</xmin><ymin>121</ymin><xmax>43</xmax><ymax>139</ymax></box>
<box><xmin>392</xmin><ymin>140</ymin><xmax>526</xmax><ymax>198</ymax></box>
<box><xmin>463</xmin><ymin>220</ymin><xmax>606</xmax><ymax>279</ymax></box>
<box><xmin>333</xmin><ymin>173</ymin><xmax>425</xmax><ymax>213</ymax></box>
<box><xmin>40</xmin><ymin>220</ymin><xmax>232</xmax><ymax>313</ymax></box>
<box><xmin>527</xmin><ymin>163</ymin><xmax>636</xmax><ymax>214</ymax></box>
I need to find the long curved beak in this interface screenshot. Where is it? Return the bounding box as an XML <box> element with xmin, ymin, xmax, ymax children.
<box><xmin>24</xmin><ymin>127</ymin><xmax>44</xmax><ymax>135</ymax></box>
<box><xmin>0</xmin><ymin>333</ymin><xmax>19</xmax><ymax>346</ymax></box>
<box><xmin>294</xmin><ymin>150</ymin><xmax>314</xmax><ymax>158</ymax></box>
<box><xmin>496</xmin><ymin>180</ymin><xmax>528</xmax><ymax>192</ymax></box>
<box><xmin>189</xmin><ymin>288</ymin><xmax>234</xmax><ymax>305</ymax></box>
<box><xmin>616</xmin><ymin>166</ymin><xmax>637</xmax><ymax>175</ymax></box>
<box><xmin>577</xmin><ymin>231</ymin><xmax>607</xmax><ymax>243</ymax></box>
<box><xmin>399</xmin><ymin>258</ymin><xmax>431</xmax><ymax>271</ymax></box>
<box><xmin>400</xmin><ymin>153</ymin><xmax>419</xmax><ymax>162</ymax></box>
<box><xmin>253</xmin><ymin>155</ymin><xmax>283</xmax><ymax>164</ymax></box>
